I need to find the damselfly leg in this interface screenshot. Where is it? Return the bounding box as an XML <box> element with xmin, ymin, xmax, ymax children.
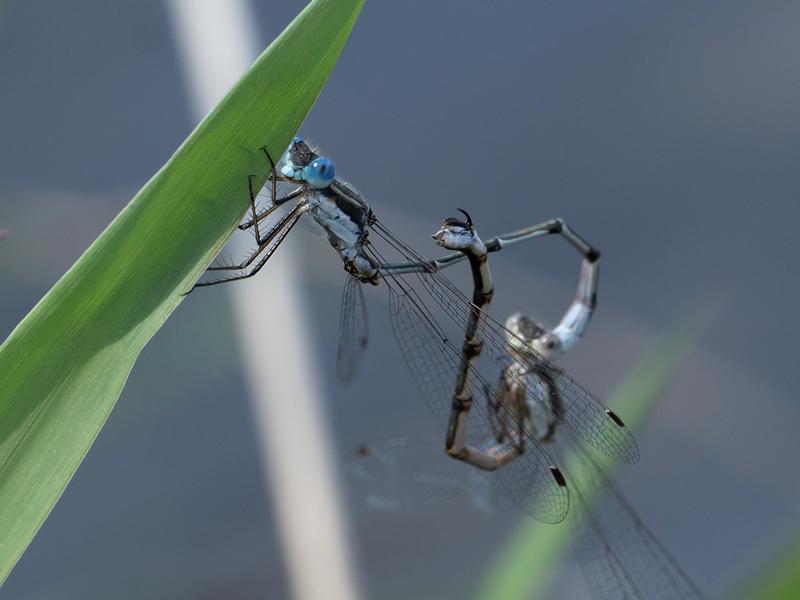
<box><xmin>190</xmin><ymin>148</ymin><xmax>308</xmax><ymax>289</ymax></box>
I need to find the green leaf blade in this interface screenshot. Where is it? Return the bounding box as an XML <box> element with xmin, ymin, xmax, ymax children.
<box><xmin>0</xmin><ymin>0</ymin><xmax>365</xmax><ymax>582</ymax></box>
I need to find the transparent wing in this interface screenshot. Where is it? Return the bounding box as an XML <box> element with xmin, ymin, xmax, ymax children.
<box><xmin>372</xmin><ymin>222</ymin><xmax>639</xmax><ymax>464</ymax></box>
<box><xmin>534</xmin><ymin>369</ymin><xmax>637</xmax><ymax>463</ymax></box>
<box><xmin>570</xmin><ymin>445</ymin><xmax>705</xmax><ymax>600</ymax></box>
<box><xmin>337</xmin><ymin>275</ymin><xmax>369</xmax><ymax>385</ymax></box>
<box><xmin>346</xmin><ymin>433</ymin><xmax>520</xmax><ymax>516</ymax></box>
<box><xmin>380</xmin><ymin>269</ymin><xmax>569</xmax><ymax>524</ymax></box>
<box><xmin>574</xmin><ymin>524</ymin><xmax>643</xmax><ymax>600</ymax></box>
<box><xmin>195</xmin><ymin>203</ymin><xmax>304</xmax><ymax>287</ymax></box>
<box><xmin>346</xmin><ymin>435</ymin><xmax>468</xmax><ymax>511</ymax></box>
<box><xmin>466</xmin><ymin>468</ymin><xmax>516</xmax><ymax>515</ymax></box>
<box><xmin>571</xmin><ymin>479</ymin><xmax>644</xmax><ymax>600</ymax></box>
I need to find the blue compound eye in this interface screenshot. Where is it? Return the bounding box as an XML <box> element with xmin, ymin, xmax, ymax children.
<box><xmin>303</xmin><ymin>156</ymin><xmax>335</xmax><ymax>188</ymax></box>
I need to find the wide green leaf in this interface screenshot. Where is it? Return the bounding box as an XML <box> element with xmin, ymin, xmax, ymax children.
<box><xmin>0</xmin><ymin>0</ymin><xmax>365</xmax><ymax>582</ymax></box>
<box><xmin>475</xmin><ymin>301</ymin><xmax>719</xmax><ymax>600</ymax></box>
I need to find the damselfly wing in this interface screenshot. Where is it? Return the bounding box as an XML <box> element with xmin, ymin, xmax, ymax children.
<box><xmin>337</xmin><ymin>274</ymin><xmax>370</xmax><ymax>385</ymax></box>
<box><xmin>347</xmin><ymin>435</ymin><xmax>704</xmax><ymax>600</ymax></box>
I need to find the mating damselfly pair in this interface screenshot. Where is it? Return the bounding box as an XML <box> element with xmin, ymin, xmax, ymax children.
<box><xmin>189</xmin><ymin>137</ymin><xmax>703</xmax><ymax>598</ymax></box>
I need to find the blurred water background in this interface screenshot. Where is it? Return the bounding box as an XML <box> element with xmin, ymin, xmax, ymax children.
<box><xmin>1</xmin><ymin>1</ymin><xmax>799</xmax><ymax>598</ymax></box>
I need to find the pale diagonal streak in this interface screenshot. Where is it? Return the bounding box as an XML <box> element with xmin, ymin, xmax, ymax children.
<box><xmin>166</xmin><ymin>2</ymin><xmax>361</xmax><ymax>598</ymax></box>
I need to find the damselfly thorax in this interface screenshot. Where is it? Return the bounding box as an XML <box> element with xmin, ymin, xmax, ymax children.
<box><xmin>281</xmin><ymin>139</ymin><xmax>378</xmax><ymax>284</ymax></box>
<box><xmin>304</xmin><ymin>185</ymin><xmax>378</xmax><ymax>284</ymax></box>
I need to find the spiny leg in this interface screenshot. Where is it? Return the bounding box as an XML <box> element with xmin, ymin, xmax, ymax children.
<box><xmin>247</xmin><ymin>175</ymin><xmax>262</xmax><ymax>244</ymax></box>
<box><xmin>263</xmin><ymin>145</ymin><xmax>279</xmax><ymax>210</ymax></box>
<box><xmin>193</xmin><ymin>207</ymin><xmax>304</xmax><ymax>289</ymax></box>
<box><xmin>239</xmin><ymin>187</ymin><xmax>305</xmax><ymax>230</ymax></box>
<box><xmin>247</xmin><ymin>146</ymin><xmax>279</xmax><ymax>240</ymax></box>
<box><xmin>208</xmin><ymin>143</ymin><xmax>307</xmax><ymax>275</ymax></box>
<box><xmin>239</xmin><ymin>145</ymin><xmax>304</xmax><ymax>231</ymax></box>
<box><xmin>206</xmin><ymin>202</ymin><xmax>306</xmax><ymax>272</ymax></box>
<box><xmin>205</xmin><ymin>244</ymin><xmax>266</xmax><ymax>273</ymax></box>
<box><xmin>242</xmin><ymin>146</ymin><xmax>278</xmax><ymax>242</ymax></box>
<box><xmin>187</xmin><ymin>207</ymin><xmax>302</xmax><ymax>296</ymax></box>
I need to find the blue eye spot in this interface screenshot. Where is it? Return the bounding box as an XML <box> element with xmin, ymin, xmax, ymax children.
<box><xmin>304</xmin><ymin>156</ymin><xmax>335</xmax><ymax>188</ymax></box>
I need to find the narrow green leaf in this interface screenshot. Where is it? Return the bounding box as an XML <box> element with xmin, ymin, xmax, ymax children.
<box><xmin>474</xmin><ymin>300</ymin><xmax>720</xmax><ymax>600</ymax></box>
<box><xmin>0</xmin><ymin>0</ymin><xmax>365</xmax><ymax>582</ymax></box>
<box><xmin>737</xmin><ymin>528</ymin><xmax>800</xmax><ymax>599</ymax></box>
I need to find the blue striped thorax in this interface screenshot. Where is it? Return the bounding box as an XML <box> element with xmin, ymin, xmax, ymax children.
<box><xmin>280</xmin><ymin>138</ymin><xmax>377</xmax><ymax>283</ymax></box>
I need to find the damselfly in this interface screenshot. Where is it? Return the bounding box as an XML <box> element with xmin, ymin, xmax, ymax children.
<box><xmin>347</xmin><ymin>246</ymin><xmax>704</xmax><ymax>598</ymax></box>
<box><xmin>191</xmin><ymin>138</ymin><xmax>638</xmax><ymax>522</ymax></box>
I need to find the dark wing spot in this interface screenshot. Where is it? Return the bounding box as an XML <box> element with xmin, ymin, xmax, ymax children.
<box><xmin>550</xmin><ymin>466</ymin><xmax>567</xmax><ymax>487</ymax></box>
<box><xmin>606</xmin><ymin>409</ymin><xmax>626</xmax><ymax>428</ymax></box>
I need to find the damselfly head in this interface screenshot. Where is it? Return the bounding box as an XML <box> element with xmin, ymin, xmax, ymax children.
<box><xmin>281</xmin><ymin>137</ymin><xmax>317</xmax><ymax>181</ymax></box>
<box><xmin>280</xmin><ymin>137</ymin><xmax>335</xmax><ymax>188</ymax></box>
<box><xmin>505</xmin><ymin>313</ymin><xmax>546</xmax><ymax>343</ymax></box>
<box><xmin>506</xmin><ymin>313</ymin><xmax>562</xmax><ymax>357</ymax></box>
<box><xmin>288</xmin><ymin>137</ymin><xmax>315</xmax><ymax>167</ymax></box>
<box><xmin>504</xmin><ymin>312</ymin><xmax>552</xmax><ymax>358</ymax></box>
